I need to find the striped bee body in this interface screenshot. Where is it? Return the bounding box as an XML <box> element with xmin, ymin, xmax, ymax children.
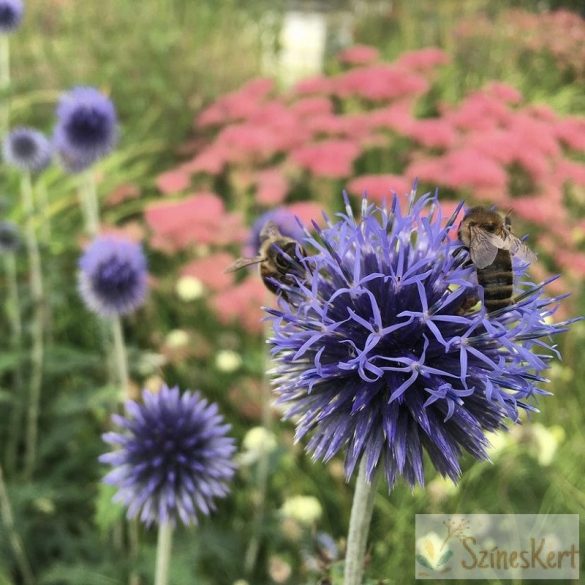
<box><xmin>458</xmin><ymin>206</ymin><xmax>536</xmax><ymax>315</ymax></box>
<box><xmin>476</xmin><ymin>248</ymin><xmax>513</xmax><ymax>312</ymax></box>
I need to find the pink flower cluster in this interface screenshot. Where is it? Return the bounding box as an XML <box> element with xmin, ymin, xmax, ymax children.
<box><xmin>146</xmin><ymin>41</ymin><xmax>585</xmax><ymax>331</ymax></box>
<box><xmin>456</xmin><ymin>8</ymin><xmax>585</xmax><ymax>82</ymax></box>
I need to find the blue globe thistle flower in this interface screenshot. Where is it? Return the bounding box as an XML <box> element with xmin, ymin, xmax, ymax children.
<box><xmin>0</xmin><ymin>0</ymin><xmax>23</xmax><ymax>33</ymax></box>
<box><xmin>100</xmin><ymin>385</ymin><xmax>237</xmax><ymax>526</ymax></box>
<box><xmin>266</xmin><ymin>192</ymin><xmax>574</xmax><ymax>488</ymax></box>
<box><xmin>2</xmin><ymin>127</ymin><xmax>52</xmax><ymax>173</ymax></box>
<box><xmin>246</xmin><ymin>208</ymin><xmax>305</xmax><ymax>257</ymax></box>
<box><xmin>0</xmin><ymin>220</ymin><xmax>20</xmax><ymax>252</ymax></box>
<box><xmin>78</xmin><ymin>236</ymin><xmax>148</xmax><ymax>318</ymax></box>
<box><xmin>54</xmin><ymin>87</ymin><xmax>118</xmax><ymax>171</ymax></box>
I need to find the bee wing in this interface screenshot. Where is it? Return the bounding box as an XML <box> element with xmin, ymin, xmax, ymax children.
<box><xmin>259</xmin><ymin>221</ymin><xmax>282</xmax><ymax>243</ymax></box>
<box><xmin>469</xmin><ymin>226</ymin><xmax>504</xmax><ymax>269</ymax></box>
<box><xmin>225</xmin><ymin>256</ymin><xmax>263</xmax><ymax>273</ymax></box>
<box><xmin>502</xmin><ymin>233</ymin><xmax>537</xmax><ymax>264</ymax></box>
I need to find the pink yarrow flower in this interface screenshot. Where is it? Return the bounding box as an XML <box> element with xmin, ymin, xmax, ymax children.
<box><xmin>181</xmin><ymin>252</ymin><xmax>236</xmax><ymax>291</ymax></box>
<box><xmin>156</xmin><ymin>169</ymin><xmax>191</xmax><ymax>195</ymax></box>
<box><xmin>337</xmin><ymin>44</ymin><xmax>380</xmax><ymax>66</ymax></box>
<box><xmin>290</xmin><ymin>139</ymin><xmax>361</xmax><ymax>179</ymax></box>
<box><xmin>255</xmin><ymin>168</ymin><xmax>289</xmax><ymax>205</ymax></box>
<box><xmin>347</xmin><ymin>174</ymin><xmax>411</xmax><ymax>202</ymax></box>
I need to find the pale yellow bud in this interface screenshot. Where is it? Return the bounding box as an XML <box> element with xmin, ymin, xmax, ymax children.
<box><xmin>215</xmin><ymin>349</ymin><xmax>242</xmax><ymax>373</ymax></box>
<box><xmin>176</xmin><ymin>276</ymin><xmax>204</xmax><ymax>301</ymax></box>
<box><xmin>281</xmin><ymin>495</ymin><xmax>322</xmax><ymax>525</ymax></box>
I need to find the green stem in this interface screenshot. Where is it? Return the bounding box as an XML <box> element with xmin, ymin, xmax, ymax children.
<box><xmin>79</xmin><ymin>169</ymin><xmax>100</xmax><ymax>237</ymax></box>
<box><xmin>111</xmin><ymin>317</ymin><xmax>129</xmax><ymax>401</ymax></box>
<box><xmin>0</xmin><ymin>34</ymin><xmax>10</xmax><ymax>135</ymax></box>
<box><xmin>343</xmin><ymin>458</ymin><xmax>380</xmax><ymax>585</ymax></box>
<box><xmin>3</xmin><ymin>252</ymin><xmax>24</xmax><ymax>476</ymax></box>
<box><xmin>36</xmin><ymin>180</ymin><xmax>52</xmax><ymax>243</ymax></box>
<box><xmin>35</xmin><ymin>180</ymin><xmax>55</xmax><ymax>342</ymax></box>
<box><xmin>128</xmin><ymin>519</ymin><xmax>141</xmax><ymax>585</ymax></box>
<box><xmin>0</xmin><ymin>465</ymin><xmax>35</xmax><ymax>585</ymax></box>
<box><xmin>154</xmin><ymin>522</ymin><xmax>173</xmax><ymax>585</ymax></box>
<box><xmin>111</xmin><ymin>316</ymin><xmax>140</xmax><ymax>585</ymax></box>
<box><xmin>22</xmin><ymin>173</ymin><xmax>45</xmax><ymax>481</ymax></box>
<box><xmin>244</xmin><ymin>317</ymin><xmax>273</xmax><ymax>575</ymax></box>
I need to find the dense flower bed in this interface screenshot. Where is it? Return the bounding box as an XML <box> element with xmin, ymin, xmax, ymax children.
<box><xmin>146</xmin><ymin>44</ymin><xmax>585</xmax><ymax>331</ymax></box>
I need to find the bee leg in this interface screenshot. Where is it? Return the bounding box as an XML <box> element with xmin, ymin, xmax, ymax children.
<box><xmin>457</xmin><ymin>290</ymin><xmax>481</xmax><ymax>316</ymax></box>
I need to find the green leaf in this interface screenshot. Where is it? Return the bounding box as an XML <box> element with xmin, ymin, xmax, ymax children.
<box><xmin>0</xmin><ymin>352</ymin><xmax>22</xmax><ymax>373</ymax></box>
<box><xmin>438</xmin><ymin>548</ymin><xmax>453</xmax><ymax>566</ymax></box>
<box><xmin>415</xmin><ymin>554</ymin><xmax>434</xmax><ymax>570</ymax></box>
<box><xmin>94</xmin><ymin>483</ymin><xmax>125</xmax><ymax>535</ymax></box>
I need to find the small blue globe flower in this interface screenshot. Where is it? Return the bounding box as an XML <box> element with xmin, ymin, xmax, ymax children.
<box><xmin>54</xmin><ymin>87</ymin><xmax>118</xmax><ymax>171</ymax></box>
<box><xmin>0</xmin><ymin>0</ymin><xmax>23</xmax><ymax>33</ymax></box>
<box><xmin>0</xmin><ymin>220</ymin><xmax>20</xmax><ymax>252</ymax></box>
<box><xmin>100</xmin><ymin>385</ymin><xmax>237</xmax><ymax>526</ymax></box>
<box><xmin>246</xmin><ymin>208</ymin><xmax>305</xmax><ymax>258</ymax></box>
<box><xmin>78</xmin><ymin>236</ymin><xmax>148</xmax><ymax>318</ymax></box>
<box><xmin>266</xmin><ymin>192</ymin><xmax>574</xmax><ymax>488</ymax></box>
<box><xmin>2</xmin><ymin>128</ymin><xmax>52</xmax><ymax>173</ymax></box>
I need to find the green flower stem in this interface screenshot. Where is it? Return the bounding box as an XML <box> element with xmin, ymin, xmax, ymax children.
<box><xmin>0</xmin><ymin>464</ymin><xmax>35</xmax><ymax>585</ymax></box>
<box><xmin>343</xmin><ymin>458</ymin><xmax>380</xmax><ymax>585</ymax></box>
<box><xmin>36</xmin><ymin>180</ymin><xmax>52</xmax><ymax>243</ymax></box>
<box><xmin>154</xmin><ymin>522</ymin><xmax>173</xmax><ymax>585</ymax></box>
<box><xmin>128</xmin><ymin>519</ymin><xmax>141</xmax><ymax>585</ymax></box>
<box><xmin>0</xmin><ymin>34</ymin><xmax>10</xmax><ymax>135</ymax></box>
<box><xmin>22</xmin><ymin>173</ymin><xmax>45</xmax><ymax>481</ymax></box>
<box><xmin>79</xmin><ymin>169</ymin><xmax>100</xmax><ymax>237</ymax></box>
<box><xmin>35</xmin><ymin>179</ymin><xmax>55</xmax><ymax>342</ymax></box>
<box><xmin>244</xmin><ymin>317</ymin><xmax>273</xmax><ymax>574</ymax></box>
<box><xmin>111</xmin><ymin>316</ymin><xmax>140</xmax><ymax>585</ymax></box>
<box><xmin>3</xmin><ymin>252</ymin><xmax>24</xmax><ymax>475</ymax></box>
<box><xmin>111</xmin><ymin>316</ymin><xmax>129</xmax><ymax>401</ymax></box>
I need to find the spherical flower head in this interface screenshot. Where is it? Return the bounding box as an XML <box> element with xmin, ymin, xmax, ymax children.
<box><xmin>100</xmin><ymin>385</ymin><xmax>237</xmax><ymax>526</ymax></box>
<box><xmin>246</xmin><ymin>208</ymin><xmax>305</xmax><ymax>257</ymax></box>
<box><xmin>78</xmin><ymin>236</ymin><xmax>147</xmax><ymax>317</ymax></box>
<box><xmin>267</xmin><ymin>192</ymin><xmax>574</xmax><ymax>488</ymax></box>
<box><xmin>2</xmin><ymin>128</ymin><xmax>52</xmax><ymax>173</ymax></box>
<box><xmin>54</xmin><ymin>87</ymin><xmax>118</xmax><ymax>170</ymax></box>
<box><xmin>0</xmin><ymin>220</ymin><xmax>20</xmax><ymax>252</ymax></box>
<box><xmin>0</xmin><ymin>0</ymin><xmax>23</xmax><ymax>33</ymax></box>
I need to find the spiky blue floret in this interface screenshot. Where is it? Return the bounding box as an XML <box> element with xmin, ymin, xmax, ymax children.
<box><xmin>78</xmin><ymin>236</ymin><xmax>148</xmax><ymax>317</ymax></box>
<box><xmin>54</xmin><ymin>87</ymin><xmax>118</xmax><ymax>171</ymax></box>
<box><xmin>100</xmin><ymin>385</ymin><xmax>236</xmax><ymax>527</ymax></box>
<box><xmin>246</xmin><ymin>208</ymin><xmax>305</xmax><ymax>257</ymax></box>
<box><xmin>0</xmin><ymin>0</ymin><xmax>23</xmax><ymax>33</ymax></box>
<box><xmin>3</xmin><ymin>128</ymin><xmax>52</xmax><ymax>173</ymax></box>
<box><xmin>266</xmin><ymin>191</ymin><xmax>574</xmax><ymax>488</ymax></box>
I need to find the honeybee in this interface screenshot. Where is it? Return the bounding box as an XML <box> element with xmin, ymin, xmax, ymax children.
<box><xmin>226</xmin><ymin>221</ymin><xmax>306</xmax><ymax>296</ymax></box>
<box><xmin>458</xmin><ymin>206</ymin><xmax>536</xmax><ymax>313</ymax></box>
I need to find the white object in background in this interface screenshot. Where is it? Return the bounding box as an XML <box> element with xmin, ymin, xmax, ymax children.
<box><xmin>277</xmin><ymin>11</ymin><xmax>328</xmax><ymax>87</ymax></box>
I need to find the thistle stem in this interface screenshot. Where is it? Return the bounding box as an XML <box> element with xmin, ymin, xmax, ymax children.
<box><xmin>343</xmin><ymin>458</ymin><xmax>379</xmax><ymax>585</ymax></box>
<box><xmin>22</xmin><ymin>173</ymin><xmax>45</xmax><ymax>481</ymax></box>
<box><xmin>0</xmin><ymin>465</ymin><xmax>35</xmax><ymax>585</ymax></box>
<box><xmin>111</xmin><ymin>316</ymin><xmax>140</xmax><ymax>585</ymax></box>
<box><xmin>0</xmin><ymin>34</ymin><xmax>10</xmax><ymax>135</ymax></box>
<box><xmin>79</xmin><ymin>169</ymin><xmax>100</xmax><ymax>237</ymax></box>
<box><xmin>244</xmin><ymin>317</ymin><xmax>273</xmax><ymax>574</ymax></box>
<box><xmin>3</xmin><ymin>252</ymin><xmax>24</xmax><ymax>475</ymax></box>
<box><xmin>154</xmin><ymin>522</ymin><xmax>173</xmax><ymax>585</ymax></box>
<box><xmin>111</xmin><ymin>317</ymin><xmax>129</xmax><ymax>401</ymax></box>
<box><xmin>36</xmin><ymin>180</ymin><xmax>52</xmax><ymax>243</ymax></box>
<box><xmin>35</xmin><ymin>180</ymin><xmax>55</xmax><ymax>342</ymax></box>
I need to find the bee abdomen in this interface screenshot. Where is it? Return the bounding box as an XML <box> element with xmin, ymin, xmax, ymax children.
<box><xmin>477</xmin><ymin>249</ymin><xmax>513</xmax><ymax>312</ymax></box>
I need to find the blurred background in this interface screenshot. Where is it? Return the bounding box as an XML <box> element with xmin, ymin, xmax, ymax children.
<box><xmin>1</xmin><ymin>0</ymin><xmax>584</xmax><ymax>583</ymax></box>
